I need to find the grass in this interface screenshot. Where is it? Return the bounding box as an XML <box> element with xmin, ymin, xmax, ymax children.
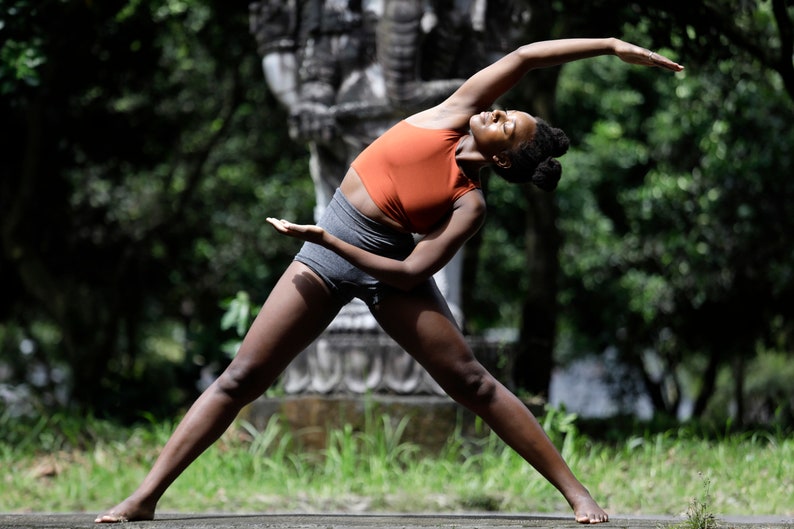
<box><xmin>679</xmin><ymin>476</ymin><xmax>719</xmax><ymax>529</ymax></box>
<box><xmin>1</xmin><ymin>408</ymin><xmax>793</xmax><ymax>517</ymax></box>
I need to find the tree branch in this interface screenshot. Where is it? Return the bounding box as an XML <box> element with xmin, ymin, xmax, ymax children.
<box><xmin>771</xmin><ymin>0</ymin><xmax>794</xmax><ymax>98</ymax></box>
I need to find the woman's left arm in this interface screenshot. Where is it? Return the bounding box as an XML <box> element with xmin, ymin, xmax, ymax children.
<box><xmin>443</xmin><ymin>37</ymin><xmax>683</xmax><ymax>117</ymax></box>
<box><xmin>267</xmin><ymin>191</ymin><xmax>486</xmax><ymax>291</ymax></box>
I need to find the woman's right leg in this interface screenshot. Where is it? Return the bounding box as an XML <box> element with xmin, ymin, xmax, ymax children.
<box><xmin>95</xmin><ymin>262</ymin><xmax>342</xmax><ymax>523</ymax></box>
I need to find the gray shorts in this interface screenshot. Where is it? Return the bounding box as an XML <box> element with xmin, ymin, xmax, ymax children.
<box><xmin>294</xmin><ymin>189</ymin><xmax>415</xmax><ymax>306</ymax></box>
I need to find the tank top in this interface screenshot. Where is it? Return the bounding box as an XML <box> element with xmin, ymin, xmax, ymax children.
<box><xmin>350</xmin><ymin>120</ymin><xmax>479</xmax><ymax>234</ymax></box>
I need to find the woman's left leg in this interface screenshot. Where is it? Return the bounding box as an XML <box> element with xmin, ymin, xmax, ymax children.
<box><xmin>370</xmin><ymin>282</ymin><xmax>608</xmax><ymax>524</ymax></box>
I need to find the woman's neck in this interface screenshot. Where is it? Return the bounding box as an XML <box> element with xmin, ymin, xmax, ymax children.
<box><xmin>455</xmin><ymin>134</ymin><xmax>491</xmax><ymax>179</ymax></box>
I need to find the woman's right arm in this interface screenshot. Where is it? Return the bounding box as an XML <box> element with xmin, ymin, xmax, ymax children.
<box><xmin>267</xmin><ymin>191</ymin><xmax>486</xmax><ymax>291</ymax></box>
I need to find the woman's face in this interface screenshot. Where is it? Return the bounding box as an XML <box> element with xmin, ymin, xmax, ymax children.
<box><xmin>469</xmin><ymin>109</ymin><xmax>537</xmax><ymax>158</ymax></box>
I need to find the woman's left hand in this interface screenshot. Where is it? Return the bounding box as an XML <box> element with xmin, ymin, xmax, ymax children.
<box><xmin>266</xmin><ymin>217</ymin><xmax>326</xmax><ymax>244</ymax></box>
<box><xmin>613</xmin><ymin>39</ymin><xmax>684</xmax><ymax>72</ymax></box>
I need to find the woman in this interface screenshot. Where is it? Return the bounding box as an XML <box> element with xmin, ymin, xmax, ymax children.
<box><xmin>96</xmin><ymin>38</ymin><xmax>682</xmax><ymax>525</ymax></box>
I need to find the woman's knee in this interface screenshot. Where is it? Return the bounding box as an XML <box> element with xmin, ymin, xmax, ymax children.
<box><xmin>215</xmin><ymin>361</ymin><xmax>269</xmax><ymax>403</ymax></box>
<box><xmin>444</xmin><ymin>361</ymin><xmax>498</xmax><ymax>409</ymax></box>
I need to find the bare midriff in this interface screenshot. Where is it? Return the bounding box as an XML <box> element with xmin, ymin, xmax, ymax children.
<box><xmin>339</xmin><ymin>168</ymin><xmax>412</xmax><ymax>233</ymax></box>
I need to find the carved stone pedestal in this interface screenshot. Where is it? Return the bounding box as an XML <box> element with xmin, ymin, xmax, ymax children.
<box><xmin>241</xmin><ymin>392</ymin><xmax>542</xmax><ymax>453</ymax></box>
<box><xmin>279</xmin><ymin>330</ymin><xmax>512</xmax><ymax>396</ymax></box>
<box><xmin>242</xmin><ymin>395</ymin><xmax>479</xmax><ymax>452</ymax></box>
<box><xmin>245</xmin><ymin>0</ymin><xmax>524</xmax><ymax>451</ymax></box>
<box><xmin>240</xmin><ymin>333</ymin><xmax>522</xmax><ymax>451</ymax></box>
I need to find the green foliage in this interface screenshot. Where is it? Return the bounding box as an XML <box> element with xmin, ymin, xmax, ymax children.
<box><xmin>0</xmin><ymin>37</ymin><xmax>45</xmax><ymax>91</ymax></box>
<box><xmin>0</xmin><ymin>0</ymin><xmax>313</xmax><ymax>415</ymax></box>
<box><xmin>219</xmin><ymin>291</ymin><xmax>258</xmax><ymax>357</ymax></box>
<box><xmin>554</xmin><ymin>19</ymin><xmax>794</xmax><ymax>419</ymax></box>
<box><xmin>467</xmin><ymin>174</ymin><xmax>530</xmax><ymax>331</ymax></box>
<box><xmin>0</xmin><ymin>1</ymin><xmax>47</xmax><ymax>92</ymax></box>
<box><xmin>707</xmin><ymin>350</ymin><xmax>794</xmax><ymax>426</ymax></box>
<box><xmin>2</xmin><ymin>0</ymin><xmax>793</xmax><ymax>426</ymax></box>
<box><xmin>541</xmin><ymin>405</ymin><xmax>581</xmax><ymax>461</ymax></box>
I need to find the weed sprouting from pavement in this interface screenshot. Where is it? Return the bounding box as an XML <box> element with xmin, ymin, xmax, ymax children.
<box><xmin>664</xmin><ymin>474</ymin><xmax>719</xmax><ymax>529</ymax></box>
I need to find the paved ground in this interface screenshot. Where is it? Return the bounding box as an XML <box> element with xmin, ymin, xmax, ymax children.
<box><xmin>1</xmin><ymin>513</ymin><xmax>792</xmax><ymax>529</ymax></box>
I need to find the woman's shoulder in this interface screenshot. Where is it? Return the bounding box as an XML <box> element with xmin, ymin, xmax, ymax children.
<box><xmin>405</xmin><ymin>104</ymin><xmax>472</xmax><ymax>131</ymax></box>
<box><xmin>454</xmin><ymin>187</ymin><xmax>486</xmax><ymax>213</ymax></box>
<box><xmin>450</xmin><ymin>189</ymin><xmax>487</xmax><ymax>234</ymax></box>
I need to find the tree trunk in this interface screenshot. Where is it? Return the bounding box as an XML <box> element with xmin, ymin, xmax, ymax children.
<box><xmin>733</xmin><ymin>356</ymin><xmax>745</xmax><ymax>428</ymax></box>
<box><xmin>691</xmin><ymin>350</ymin><xmax>721</xmax><ymax>418</ymax></box>
<box><xmin>513</xmin><ymin>186</ymin><xmax>559</xmax><ymax>397</ymax></box>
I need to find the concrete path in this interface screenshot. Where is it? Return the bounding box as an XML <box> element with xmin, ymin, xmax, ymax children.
<box><xmin>1</xmin><ymin>513</ymin><xmax>792</xmax><ymax>529</ymax></box>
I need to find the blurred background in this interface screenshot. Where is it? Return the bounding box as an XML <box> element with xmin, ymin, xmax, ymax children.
<box><xmin>2</xmin><ymin>0</ymin><xmax>793</xmax><ymax>431</ymax></box>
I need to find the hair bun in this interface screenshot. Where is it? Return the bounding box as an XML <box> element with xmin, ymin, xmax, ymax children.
<box><xmin>532</xmin><ymin>157</ymin><xmax>562</xmax><ymax>191</ymax></box>
<box><xmin>490</xmin><ymin>118</ymin><xmax>569</xmax><ymax>187</ymax></box>
<box><xmin>551</xmin><ymin>128</ymin><xmax>570</xmax><ymax>157</ymax></box>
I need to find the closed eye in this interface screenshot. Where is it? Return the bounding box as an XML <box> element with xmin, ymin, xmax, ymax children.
<box><xmin>503</xmin><ymin>111</ymin><xmax>516</xmax><ymax>134</ymax></box>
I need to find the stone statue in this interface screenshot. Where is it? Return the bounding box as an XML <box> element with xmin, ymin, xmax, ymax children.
<box><xmin>249</xmin><ymin>0</ymin><xmax>515</xmax><ymax>394</ymax></box>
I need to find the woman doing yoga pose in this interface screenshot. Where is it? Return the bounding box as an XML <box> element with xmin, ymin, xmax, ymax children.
<box><xmin>96</xmin><ymin>37</ymin><xmax>682</xmax><ymax>525</ymax></box>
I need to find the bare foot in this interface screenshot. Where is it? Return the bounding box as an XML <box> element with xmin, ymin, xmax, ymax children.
<box><xmin>572</xmin><ymin>495</ymin><xmax>609</xmax><ymax>524</ymax></box>
<box><xmin>95</xmin><ymin>498</ymin><xmax>155</xmax><ymax>523</ymax></box>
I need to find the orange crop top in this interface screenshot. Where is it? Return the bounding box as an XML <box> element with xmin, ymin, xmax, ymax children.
<box><xmin>350</xmin><ymin>120</ymin><xmax>480</xmax><ymax>234</ymax></box>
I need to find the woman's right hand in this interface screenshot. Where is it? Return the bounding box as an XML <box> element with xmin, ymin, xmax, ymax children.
<box><xmin>266</xmin><ymin>217</ymin><xmax>326</xmax><ymax>245</ymax></box>
<box><xmin>613</xmin><ymin>39</ymin><xmax>684</xmax><ymax>72</ymax></box>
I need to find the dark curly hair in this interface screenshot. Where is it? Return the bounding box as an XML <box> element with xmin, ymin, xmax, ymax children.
<box><xmin>491</xmin><ymin>118</ymin><xmax>570</xmax><ymax>191</ymax></box>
